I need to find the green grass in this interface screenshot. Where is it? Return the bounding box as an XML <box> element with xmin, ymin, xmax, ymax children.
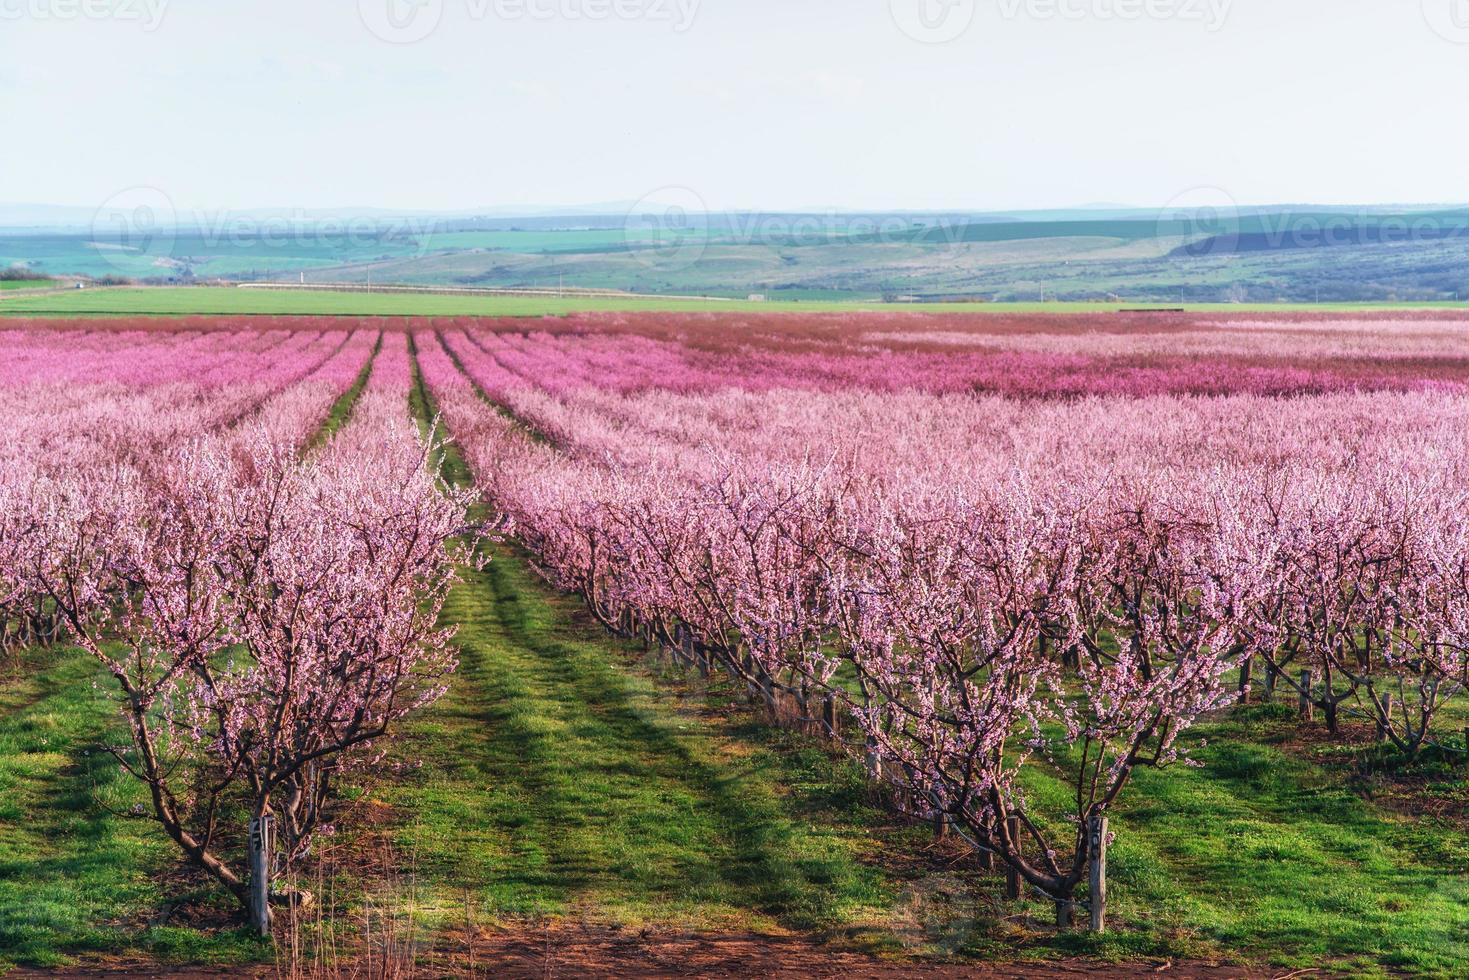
<box><xmin>0</xmin><ymin>649</ymin><xmax>266</xmax><ymax>971</ymax></box>
<box><xmin>0</xmin><ymin>279</ymin><xmax>56</xmax><ymax>291</ymax></box>
<box><xmin>4</xmin><ymin>285</ymin><xmax>1468</xmax><ymax>318</ymax></box>
<box><xmin>382</xmin><ymin>550</ymin><xmax>910</xmax><ymax>936</ymax></box>
<box><xmin>1010</xmin><ymin>707</ymin><xmax>1469</xmax><ymax>976</ymax></box>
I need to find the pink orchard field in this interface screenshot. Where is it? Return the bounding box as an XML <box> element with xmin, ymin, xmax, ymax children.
<box><xmin>420</xmin><ymin>313</ymin><xmax>1469</xmax><ymax>919</ymax></box>
<box><xmin>2</xmin><ymin>311</ymin><xmax>1468</xmax><ymax>978</ymax></box>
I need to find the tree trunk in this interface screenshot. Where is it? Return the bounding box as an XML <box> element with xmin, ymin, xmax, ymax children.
<box><xmin>1004</xmin><ymin>815</ymin><xmax>1022</xmax><ymax>900</ymax></box>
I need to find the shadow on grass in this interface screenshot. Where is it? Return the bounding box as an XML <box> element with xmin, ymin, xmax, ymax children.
<box><xmin>0</xmin><ymin>649</ymin><xmax>263</xmax><ymax>969</ymax></box>
<box><xmin>389</xmin><ymin>551</ymin><xmax>898</xmax><ymax>935</ymax></box>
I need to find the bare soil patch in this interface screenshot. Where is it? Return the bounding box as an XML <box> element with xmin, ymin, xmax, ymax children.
<box><xmin>7</xmin><ymin>923</ymin><xmax>1289</xmax><ymax>979</ymax></box>
<box><xmin>425</xmin><ymin>923</ymin><xmax>1277</xmax><ymax>978</ymax></box>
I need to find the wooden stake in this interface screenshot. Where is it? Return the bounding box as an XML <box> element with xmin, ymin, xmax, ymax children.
<box><xmin>248</xmin><ymin>814</ymin><xmax>274</xmax><ymax>937</ymax></box>
<box><xmin>1088</xmin><ymin>815</ymin><xmax>1108</xmax><ymax>934</ymax></box>
<box><xmin>821</xmin><ymin>695</ymin><xmax>839</xmax><ymax>738</ymax></box>
<box><xmin>864</xmin><ymin>738</ymin><xmax>881</xmax><ymax>780</ymax></box>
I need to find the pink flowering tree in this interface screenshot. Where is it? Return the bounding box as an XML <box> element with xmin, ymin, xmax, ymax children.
<box><xmin>1369</xmin><ymin>484</ymin><xmax>1469</xmax><ymax>758</ymax></box>
<box><xmin>34</xmin><ymin>433</ymin><xmax>472</xmax><ymax>929</ymax></box>
<box><xmin>816</xmin><ymin>477</ymin><xmax>1271</xmax><ymax>923</ymax></box>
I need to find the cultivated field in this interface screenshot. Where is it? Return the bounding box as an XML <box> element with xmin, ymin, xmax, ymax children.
<box><xmin>7</xmin><ymin>285</ymin><xmax>1469</xmax><ymax>319</ymax></box>
<box><xmin>2</xmin><ymin>311</ymin><xmax>1469</xmax><ymax>977</ymax></box>
<box><xmin>11</xmin><ymin>206</ymin><xmax>1469</xmax><ymax>303</ymax></box>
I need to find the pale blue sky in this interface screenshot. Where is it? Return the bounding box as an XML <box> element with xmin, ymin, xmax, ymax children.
<box><xmin>2</xmin><ymin>0</ymin><xmax>1465</xmax><ymax>214</ymax></box>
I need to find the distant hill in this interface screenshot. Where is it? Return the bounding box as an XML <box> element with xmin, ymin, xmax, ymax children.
<box><xmin>6</xmin><ymin>203</ymin><xmax>1469</xmax><ymax>304</ymax></box>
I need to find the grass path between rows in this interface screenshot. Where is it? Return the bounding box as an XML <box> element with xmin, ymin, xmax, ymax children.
<box><xmin>381</xmin><ymin>354</ymin><xmax>951</xmax><ymax>952</ymax></box>
<box><xmin>382</xmin><ymin>549</ymin><xmax>919</xmax><ymax>937</ymax></box>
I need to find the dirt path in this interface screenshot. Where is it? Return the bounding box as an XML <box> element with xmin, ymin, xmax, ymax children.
<box><xmin>427</xmin><ymin>923</ymin><xmax>1276</xmax><ymax>979</ymax></box>
<box><xmin>6</xmin><ymin>923</ymin><xmax>1277</xmax><ymax>979</ymax></box>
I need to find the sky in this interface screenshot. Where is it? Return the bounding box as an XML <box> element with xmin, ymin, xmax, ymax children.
<box><xmin>1</xmin><ymin>0</ymin><xmax>1466</xmax><ymax>215</ymax></box>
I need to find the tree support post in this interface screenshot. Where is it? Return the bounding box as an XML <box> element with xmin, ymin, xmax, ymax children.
<box><xmin>248</xmin><ymin>814</ymin><xmax>274</xmax><ymax>938</ymax></box>
<box><xmin>821</xmin><ymin>695</ymin><xmax>839</xmax><ymax>739</ymax></box>
<box><xmin>1088</xmin><ymin>814</ymin><xmax>1108</xmax><ymax>934</ymax></box>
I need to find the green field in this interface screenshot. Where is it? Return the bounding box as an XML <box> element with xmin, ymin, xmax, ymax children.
<box><xmin>9</xmin><ymin>206</ymin><xmax>1469</xmax><ymax>303</ymax></box>
<box><xmin>3</xmin><ymin>285</ymin><xmax>1467</xmax><ymax>319</ymax></box>
<box><xmin>416</xmin><ymin>228</ymin><xmax>691</xmax><ymax>253</ymax></box>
